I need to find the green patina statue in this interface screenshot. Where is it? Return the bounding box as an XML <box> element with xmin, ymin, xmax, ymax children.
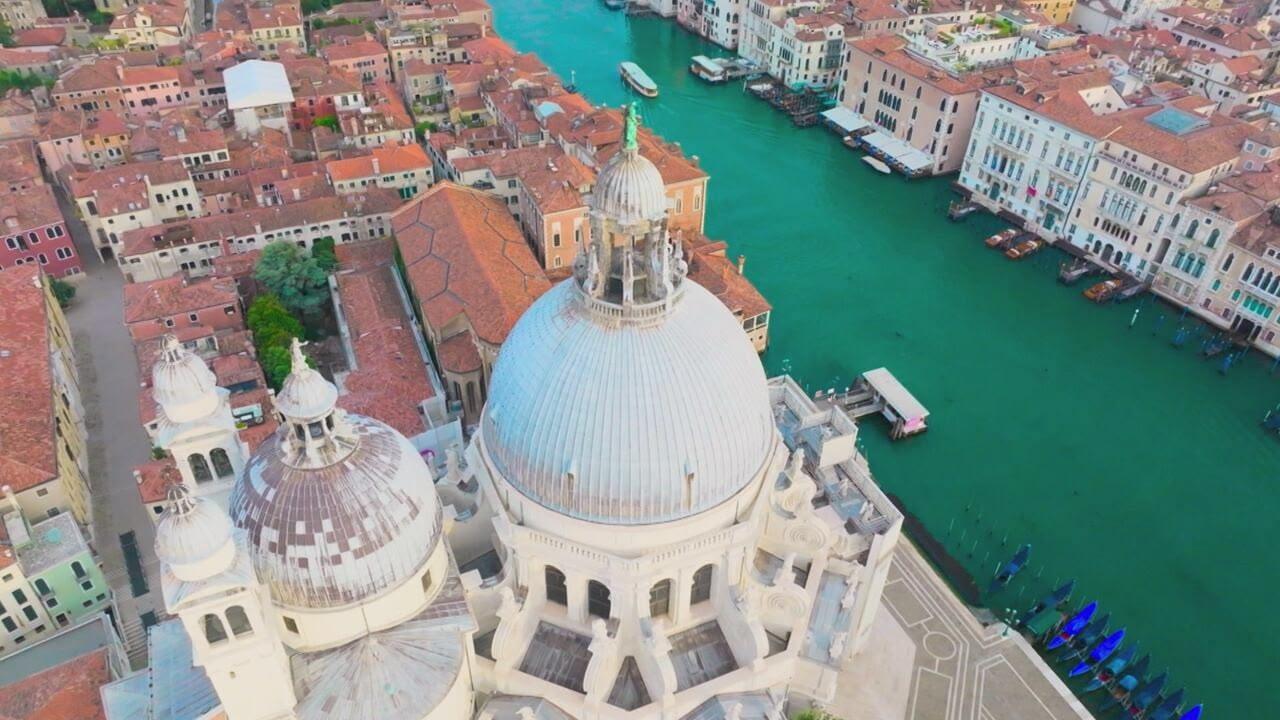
<box><xmin>624</xmin><ymin>102</ymin><xmax>639</xmax><ymax>151</ymax></box>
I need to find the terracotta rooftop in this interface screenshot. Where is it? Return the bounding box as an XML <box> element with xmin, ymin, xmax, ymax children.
<box><xmin>0</xmin><ymin>185</ymin><xmax>64</xmax><ymax>233</ymax></box>
<box><xmin>393</xmin><ymin>183</ymin><xmax>549</xmax><ymax>347</ymax></box>
<box><xmin>122</xmin><ymin>276</ymin><xmax>238</xmax><ymax>326</ymax></box>
<box><xmin>451</xmin><ymin>145</ymin><xmax>593</xmax><ymax>213</ymax></box>
<box><xmin>0</xmin><ymin>646</ymin><xmax>112</xmax><ymax>720</ymax></box>
<box><xmin>334</xmin><ymin>239</ymin><xmax>436</xmax><ymax>437</ymax></box>
<box><xmin>0</xmin><ymin>266</ymin><xmax>58</xmax><ymax>494</ymax></box>
<box><xmin>326</xmin><ymin>143</ymin><xmax>430</xmax><ymax>182</ymax></box>
<box><xmin>686</xmin><ymin>237</ymin><xmax>772</xmax><ymax>320</ymax></box>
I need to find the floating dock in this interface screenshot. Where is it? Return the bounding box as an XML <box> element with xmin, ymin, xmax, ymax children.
<box><xmin>820</xmin><ymin>368</ymin><xmax>929</xmax><ymax>439</ymax></box>
<box><xmin>689</xmin><ymin>55</ymin><xmax>760</xmax><ymax>83</ymax></box>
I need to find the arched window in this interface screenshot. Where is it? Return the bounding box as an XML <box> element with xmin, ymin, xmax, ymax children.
<box><xmin>1207</xmin><ymin>229</ymin><xmax>1220</xmax><ymax>248</ymax></box>
<box><xmin>203</xmin><ymin>613</ymin><xmax>227</xmax><ymax>645</ymax></box>
<box><xmin>71</xmin><ymin>561</ymin><xmax>87</xmax><ymax>579</ymax></box>
<box><xmin>226</xmin><ymin>606</ymin><xmax>252</xmax><ymax>637</ymax></box>
<box><xmin>587</xmin><ymin>580</ymin><xmax>611</xmax><ymax>620</ymax></box>
<box><xmin>649</xmin><ymin>579</ymin><xmax>672</xmax><ymax>618</ymax></box>
<box><xmin>691</xmin><ymin>564</ymin><xmax>714</xmax><ymax>605</ymax></box>
<box><xmin>545</xmin><ymin>566</ymin><xmax>567</xmax><ymax>606</ymax></box>
<box><xmin>1185</xmin><ymin>219</ymin><xmax>1199</xmax><ymax>239</ymax></box>
<box><xmin>210</xmin><ymin>448</ymin><xmax>234</xmax><ymax>478</ymax></box>
<box><xmin>188</xmin><ymin>454</ymin><xmax>212</xmax><ymax>484</ymax></box>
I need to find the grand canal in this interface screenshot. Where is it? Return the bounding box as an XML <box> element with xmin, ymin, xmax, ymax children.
<box><xmin>490</xmin><ymin>2</ymin><xmax>1280</xmax><ymax>715</ymax></box>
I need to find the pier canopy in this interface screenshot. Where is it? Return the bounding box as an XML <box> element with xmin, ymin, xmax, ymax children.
<box><xmin>863</xmin><ymin>367</ymin><xmax>928</xmax><ymax>436</ymax></box>
<box><xmin>861</xmin><ymin>132</ymin><xmax>932</xmax><ymax>174</ymax></box>
<box><xmin>690</xmin><ymin>55</ymin><xmax>725</xmax><ymax>81</ymax></box>
<box><xmin>820</xmin><ymin>107</ymin><xmax>870</xmax><ymax>135</ymax></box>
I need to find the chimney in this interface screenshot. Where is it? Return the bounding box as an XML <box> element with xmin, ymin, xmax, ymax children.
<box><xmin>175</xmin><ymin>126</ymin><xmax>186</xmax><ymax>143</ymax></box>
<box><xmin>737</xmin><ymin>254</ymin><xmax>746</xmax><ymax>275</ymax></box>
<box><xmin>293</xmin><ymin>187</ymin><xmax>301</xmax><ymax>201</ymax></box>
<box><xmin>372</xmin><ymin>156</ymin><xmax>380</xmax><ymax>174</ymax></box>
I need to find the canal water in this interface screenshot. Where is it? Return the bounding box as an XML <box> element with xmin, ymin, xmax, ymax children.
<box><xmin>490</xmin><ymin>2</ymin><xmax>1280</xmax><ymax>715</ymax></box>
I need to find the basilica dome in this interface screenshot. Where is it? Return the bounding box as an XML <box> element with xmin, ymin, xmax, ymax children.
<box><xmin>480</xmin><ymin>278</ymin><xmax>777</xmax><ymax>525</ymax></box>
<box><xmin>155</xmin><ymin>485</ymin><xmax>236</xmax><ymax>581</ymax></box>
<box><xmin>229</xmin><ymin>341</ymin><xmax>442</xmax><ymax>609</ymax></box>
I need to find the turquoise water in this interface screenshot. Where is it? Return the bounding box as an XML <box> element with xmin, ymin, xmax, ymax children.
<box><xmin>489</xmin><ymin>3</ymin><xmax>1280</xmax><ymax>716</ymax></box>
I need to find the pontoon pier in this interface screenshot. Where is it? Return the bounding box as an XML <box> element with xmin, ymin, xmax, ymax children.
<box><xmin>816</xmin><ymin>368</ymin><xmax>929</xmax><ymax>440</ymax></box>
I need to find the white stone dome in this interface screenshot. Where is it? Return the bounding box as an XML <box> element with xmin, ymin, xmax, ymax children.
<box><xmin>229</xmin><ymin>414</ymin><xmax>443</xmax><ymax>609</ymax></box>
<box><xmin>155</xmin><ymin>485</ymin><xmax>237</xmax><ymax>582</ymax></box>
<box><xmin>481</xmin><ymin>279</ymin><xmax>777</xmax><ymax>525</ymax></box>
<box><xmin>274</xmin><ymin>360</ymin><xmax>339</xmax><ymax>421</ymax></box>
<box><xmin>153</xmin><ymin>336</ymin><xmax>220</xmax><ymax>423</ymax></box>
<box><xmin>590</xmin><ymin>147</ymin><xmax>668</xmax><ymax>226</ymax></box>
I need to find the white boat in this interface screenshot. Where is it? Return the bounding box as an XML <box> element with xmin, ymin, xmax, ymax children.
<box><xmin>619</xmin><ymin>61</ymin><xmax>658</xmax><ymax>98</ymax></box>
<box><xmin>689</xmin><ymin>55</ymin><xmax>726</xmax><ymax>83</ymax></box>
<box><xmin>862</xmin><ymin>155</ymin><xmax>891</xmax><ymax>175</ymax></box>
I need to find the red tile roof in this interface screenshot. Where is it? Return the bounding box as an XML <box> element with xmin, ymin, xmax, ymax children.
<box><xmin>334</xmin><ymin>239</ymin><xmax>437</xmax><ymax>436</ymax></box>
<box><xmin>326</xmin><ymin>142</ymin><xmax>430</xmax><ymax>182</ymax></box>
<box><xmin>0</xmin><ymin>266</ymin><xmax>58</xmax><ymax>494</ymax></box>
<box><xmin>0</xmin><ymin>647</ymin><xmax>112</xmax><ymax>720</ymax></box>
<box><xmin>393</xmin><ymin>183</ymin><xmax>549</xmax><ymax>347</ymax></box>
<box><xmin>122</xmin><ymin>276</ymin><xmax>239</xmax><ymax>326</ymax></box>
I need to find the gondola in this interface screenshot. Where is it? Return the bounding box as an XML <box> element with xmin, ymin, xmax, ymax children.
<box><xmin>1126</xmin><ymin>671</ymin><xmax>1168</xmax><ymax>717</ymax></box>
<box><xmin>1059</xmin><ymin>613</ymin><xmax>1110</xmax><ymax>659</ymax></box>
<box><xmin>1046</xmin><ymin>601</ymin><xmax>1096</xmax><ymax>650</ymax></box>
<box><xmin>1018</xmin><ymin>580</ymin><xmax>1074</xmax><ymax>627</ymax></box>
<box><xmin>1083</xmin><ymin>645</ymin><xmax>1137</xmax><ymax>692</ymax></box>
<box><xmin>989</xmin><ymin>543</ymin><xmax>1031</xmax><ymax>592</ymax></box>
<box><xmin>1178</xmin><ymin>704</ymin><xmax>1202</xmax><ymax>720</ymax></box>
<box><xmin>1148</xmin><ymin>688</ymin><xmax>1185</xmax><ymax>720</ymax></box>
<box><xmin>1069</xmin><ymin>628</ymin><xmax>1125</xmax><ymax>677</ymax></box>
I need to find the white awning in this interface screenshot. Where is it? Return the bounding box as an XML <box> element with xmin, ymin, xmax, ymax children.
<box><xmin>862</xmin><ymin>368</ymin><xmax>928</xmax><ymax>422</ymax></box>
<box><xmin>860</xmin><ymin>132</ymin><xmax>932</xmax><ymax>173</ymax></box>
<box><xmin>820</xmin><ymin>107</ymin><xmax>870</xmax><ymax>134</ymax></box>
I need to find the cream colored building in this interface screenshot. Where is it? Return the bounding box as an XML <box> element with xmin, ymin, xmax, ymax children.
<box><xmin>108</xmin><ymin>109</ymin><xmax>903</xmax><ymax>720</ymax></box>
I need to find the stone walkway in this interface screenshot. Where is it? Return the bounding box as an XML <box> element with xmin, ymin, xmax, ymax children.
<box><xmin>828</xmin><ymin>541</ymin><xmax>1093</xmax><ymax>720</ymax></box>
<box><xmin>58</xmin><ymin>188</ymin><xmax>163</xmax><ymax>667</ymax></box>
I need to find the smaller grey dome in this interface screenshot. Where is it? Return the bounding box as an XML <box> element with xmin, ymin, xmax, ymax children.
<box><xmin>274</xmin><ymin>338</ymin><xmax>339</xmax><ymax>421</ymax></box>
<box><xmin>590</xmin><ymin>147</ymin><xmax>668</xmax><ymax>226</ymax></box>
<box><xmin>153</xmin><ymin>336</ymin><xmax>219</xmax><ymax>423</ymax></box>
<box><xmin>155</xmin><ymin>485</ymin><xmax>236</xmax><ymax>582</ymax></box>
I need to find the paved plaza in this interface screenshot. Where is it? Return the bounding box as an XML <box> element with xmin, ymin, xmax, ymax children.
<box><xmin>829</xmin><ymin>542</ymin><xmax>1093</xmax><ymax>720</ymax></box>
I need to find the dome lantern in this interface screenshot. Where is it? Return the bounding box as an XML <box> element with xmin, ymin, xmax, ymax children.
<box><xmin>154</xmin><ymin>484</ymin><xmax>237</xmax><ymax>582</ymax></box>
<box><xmin>274</xmin><ymin>338</ymin><xmax>356</xmax><ymax>469</ymax></box>
<box><xmin>152</xmin><ymin>335</ymin><xmax>220</xmax><ymax>424</ymax></box>
<box><xmin>576</xmin><ymin>103</ymin><xmax>688</xmax><ymax>325</ymax></box>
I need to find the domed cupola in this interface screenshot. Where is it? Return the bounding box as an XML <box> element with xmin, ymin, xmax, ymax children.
<box><xmin>153</xmin><ymin>335</ymin><xmax>221</xmax><ymax>424</ymax></box>
<box><xmin>155</xmin><ymin>484</ymin><xmax>237</xmax><ymax>582</ymax></box>
<box><xmin>590</xmin><ymin>110</ymin><xmax>668</xmax><ymax>226</ymax></box>
<box><xmin>230</xmin><ymin>339</ymin><xmax>443</xmax><ymax>610</ymax></box>
<box><xmin>479</xmin><ymin>104</ymin><xmax>778</xmax><ymax>527</ymax></box>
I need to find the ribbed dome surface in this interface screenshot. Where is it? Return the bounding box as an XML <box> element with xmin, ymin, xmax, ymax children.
<box><xmin>153</xmin><ymin>340</ymin><xmax>219</xmax><ymax>422</ymax></box>
<box><xmin>230</xmin><ymin>415</ymin><xmax>442</xmax><ymax>609</ymax></box>
<box><xmin>590</xmin><ymin>148</ymin><xmax>668</xmax><ymax>226</ymax></box>
<box><xmin>275</xmin><ymin>363</ymin><xmax>340</xmax><ymax>421</ymax></box>
<box><xmin>154</xmin><ymin>488</ymin><xmax>236</xmax><ymax>580</ymax></box>
<box><xmin>481</xmin><ymin>280</ymin><xmax>776</xmax><ymax>525</ymax></box>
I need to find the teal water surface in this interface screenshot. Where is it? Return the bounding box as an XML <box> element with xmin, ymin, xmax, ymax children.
<box><xmin>490</xmin><ymin>3</ymin><xmax>1280</xmax><ymax>716</ymax></box>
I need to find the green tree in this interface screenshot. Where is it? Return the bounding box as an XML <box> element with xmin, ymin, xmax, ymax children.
<box><xmin>312</xmin><ymin>114</ymin><xmax>339</xmax><ymax>130</ymax></box>
<box><xmin>312</xmin><ymin>236</ymin><xmax>337</xmax><ymax>273</ymax></box>
<box><xmin>0</xmin><ymin>19</ymin><xmax>15</xmax><ymax>48</ymax></box>
<box><xmin>254</xmin><ymin>241</ymin><xmax>331</xmax><ymax>318</ymax></box>
<box><xmin>49</xmin><ymin>277</ymin><xmax>76</xmax><ymax>307</ymax></box>
<box><xmin>259</xmin><ymin>344</ymin><xmax>295</xmax><ymax>390</ymax></box>
<box><xmin>413</xmin><ymin>120</ymin><xmax>437</xmax><ymax>141</ymax></box>
<box><xmin>247</xmin><ymin>293</ymin><xmax>303</xmax><ymax>339</ymax></box>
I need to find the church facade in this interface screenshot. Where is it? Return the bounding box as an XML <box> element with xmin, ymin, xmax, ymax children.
<box><xmin>109</xmin><ymin>108</ymin><xmax>903</xmax><ymax>720</ymax></box>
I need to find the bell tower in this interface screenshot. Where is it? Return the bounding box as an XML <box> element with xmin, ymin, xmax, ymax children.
<box><xmin>152</xmin><ymin>335</ymin><xmax>247</xmax><ymax>507</ymax></box>
<box><xmin>156</xmin><ymin>485</ymin><xmax>297</xmax><ymax>720</ymax></box>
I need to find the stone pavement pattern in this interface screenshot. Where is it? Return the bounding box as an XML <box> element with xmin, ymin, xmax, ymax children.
<box><xmin>59</xmin><ymin>188</ymin><xmax>163</xmax><ymax>666</ymax></box>
<box><xmin>829</xmin><ymin>542</ymin><xmax>1093</xmax><ymax>720</ymax></box>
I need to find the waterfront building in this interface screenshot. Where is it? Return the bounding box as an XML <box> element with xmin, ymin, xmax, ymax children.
<box><xmin>770</xmin><ymin>13</ymin><xmax>847</xmax><ymax>89</ymax></box>
<box><xmin>837</xmin><ymin>34</ymin><xmax>1004</xmax><ymax>175</ymax></box>
<box><xmin>0</xmin><ymin>506</ymin><xmax>113</xmax><ymax>656</ymax></box>
<box><xmin>739</xmin><ymin>0</ymin><xmax>822</xmax><ymax>72</ymax></box>
<box><xmin>958</xmin><ymin>52</ymin><xmax>1119</xmax><ymax>238</ymax></box>
<box><xmin>0</xmin><ymin>265</ymin><xmax>91</xmax><ymax>529</ymax></box>
<box><xmin>1062</xmin><ymin>100</ymin><xmax>1251</xmax><ymax>280</ymax></box>
<box><xmin>0</xmin><ymin>614</ymin><xmax>127</xmax><ymax>715</ymax></box>
<box><xmin>114</xmin><ymin>109</ymin><xmax>900</xmax><ymax>720</ymax></box>
<box><xmin>678</xmin><ymin>0</ymin><xmax>745</xmax><ymax>50</ymax></box>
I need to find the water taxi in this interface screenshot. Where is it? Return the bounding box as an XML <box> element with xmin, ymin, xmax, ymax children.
<box><xmin>984</xmin><ymin>228</ymin><xmax>1018</xmax><ymax>248</ymax></box>
<box><xmin>862</xmin><ymin>156</ymin><xmax>891</xmax><ymax>175</ymax></box>
<box><xmin>1084</xmin><ymin>278</ymin><xmax>1124</xmax><ymax>303</ymax></box>
<box><xmin>619</xmin><ymin>61</ymin><xmax>658</xmax><ymax>98</ymax></box>
<box><xmin>1005</xmin><ymin>236</ymin><xmax>1044</xmax><ymax>260</ymax></box>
